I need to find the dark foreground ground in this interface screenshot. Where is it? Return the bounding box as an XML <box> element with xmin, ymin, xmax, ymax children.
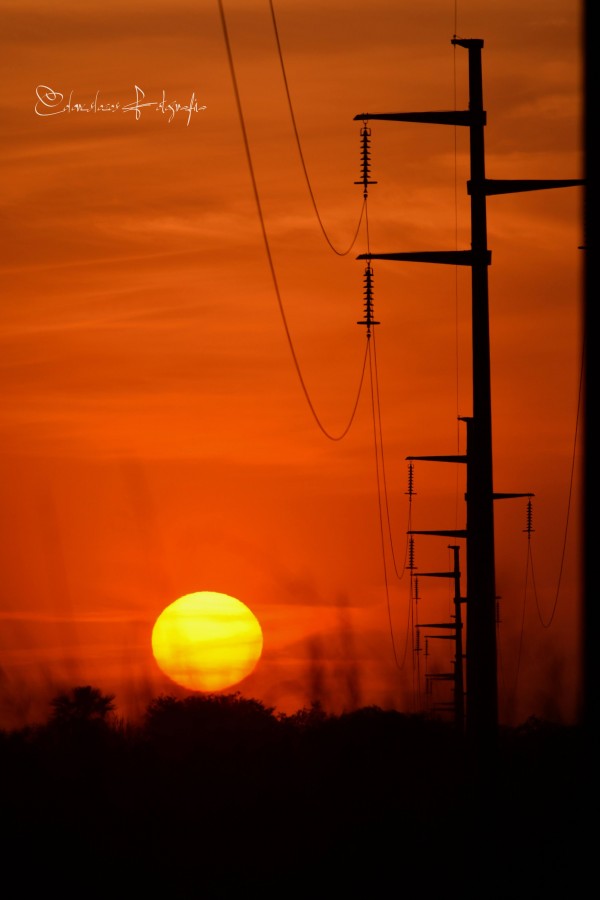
<box><xmin>1</xmin><ymin>692</ymin><xmax>593</xmax><ymax>897</ymax></box>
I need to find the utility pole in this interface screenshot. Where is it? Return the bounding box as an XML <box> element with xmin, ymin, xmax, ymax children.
<box><xmin>418</xmin><ymin>544</ymin><xmax>466</xmax><ymax>731</ymax></box>
<box><xmin>355</xmin><ymin>38</ymin><xmax>583</xmax><ymax>752</ymax></box>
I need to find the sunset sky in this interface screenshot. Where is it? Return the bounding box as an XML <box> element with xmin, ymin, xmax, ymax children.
<box><xmin>1</xmin><ymin>0</ymin><xmax>584</xmax><ymax>730</ymax></box>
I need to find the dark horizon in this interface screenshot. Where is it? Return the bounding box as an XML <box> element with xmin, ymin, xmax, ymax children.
<box><xmin>1</xmin><ymin>686</ymin><xmax>589</xmax><ymax>895</ymax></box>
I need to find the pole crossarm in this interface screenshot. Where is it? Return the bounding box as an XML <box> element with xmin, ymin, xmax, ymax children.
<box><xmin>353</xmin><ymin>110</ymin><xmax>485</xmax><ymax>127</ymax></box>
<box><xmin>357</xmin><ymin>250</ymin><xmax>491</xmax><ymax>266</ymax></box>
<box><xmin>406</xmin><ymin>454</ymin><xmax>467</xmax><ymax>463</ymax></box>
<box><xmin>451</xmin><ymin>37</ymin><xmax>484</xmax><ymax>49</ymax></box>
<box><xmin>492</xmin><ymin>492</ymin><xmax>534</xmax><ymax>500</ymax></box>
<box><xmin>418</xmin><ymin>572</ymin><xmax>458</xmax><ymax>578</ymax></box>
<box><xmin>469</xmin><ymin>178</ymin><xmax>585</xmax><ymax>196</ymax></box>
<box><xmin>408</xmin><ymin>529</ymin><xmax>468</xmax><ymax>538</ymax></box>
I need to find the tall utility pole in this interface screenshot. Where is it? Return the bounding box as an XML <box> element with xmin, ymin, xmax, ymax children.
<box><xmin>355</xmin><ymin>38</ymin><xmax>583</xmax><ymax>751</ymax></box>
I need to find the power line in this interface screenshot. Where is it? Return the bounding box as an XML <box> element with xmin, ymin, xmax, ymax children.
<box><xmin>529</xmin><ymin>360</ymin><xmax>582</xmax><ymax>631</ymax></box>
<box><xmin>367</xmin><ymin>337</ymin><xmax>406</xmax><ymax>671</ymax></box>
<box><xmin>269</xmin><ymin>0</ymin><xmax>366</xmax><ymax>256</ymax></box>
<box><xmin>218</xmin><ymin>0</ymin><xmax>368</xmax><ymax>441</ymax></box>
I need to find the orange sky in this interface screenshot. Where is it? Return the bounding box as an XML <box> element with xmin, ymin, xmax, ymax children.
<box><xmin>1</xmin><ymin>0</ymin><xmax>584</xmax><ymax>730</ymax></box>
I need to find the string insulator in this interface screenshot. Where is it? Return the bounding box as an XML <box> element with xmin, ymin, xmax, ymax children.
<box><xmin>413</xmin><ymin>575</ymin><xmax>420</xmax><ymax>601</ymax></box>
<box><xmin>356</xmin><ymin>264</ymin><xmax>379</xmax><ymax>337</ymax></box>
<box><xmin>408</xmin><ymin>536</ymin><xmax>417</xmax><ymax>571</ymax></box>
<box><xmin>523</xmin><ymin>499</ymin><xmax>534</xmax><ymax>536</ymax></box>
<box><xmin>353</xmin><ymin>123</ymin><xmax>377</xmax><ymax>197</ymax></box>
<box><xmin>405</xmin><ymin>462</ymin><xmax>416</xmax><ymax>499</ymax></box>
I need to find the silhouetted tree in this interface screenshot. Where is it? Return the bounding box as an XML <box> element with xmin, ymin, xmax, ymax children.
<box><xmin>50</xmin><ymin>685</ymin><xmax>116</xmax><ymax>727</ymax></box>
<box><xmin>143</xmin><ymin>691</ymin><xmax>280</xmax><ymax>758</ymax></box>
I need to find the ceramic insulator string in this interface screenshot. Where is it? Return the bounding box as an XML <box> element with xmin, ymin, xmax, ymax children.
<box><xmin>524</xmin><ymin>499</ymin><xmax>534</xmax><ymax>537</ymax></box>
<box><xmin>357</xmin><ymin>264</ymin><xmax>379</xmax><ymax>337</ymax></box>
<box><xmin>406</xmin><ymin>462</ymin><xmax>416</xmax><ymax>500</ymax></box>
<box><xmin>354</xmin><ymin>123</ymin><xmax>377</xmax><ymax>197</ymax></box>
<box><xmin>408</xmin><ymin>536</ymin><xmax>417</xmax><ymax>572</ymax></box>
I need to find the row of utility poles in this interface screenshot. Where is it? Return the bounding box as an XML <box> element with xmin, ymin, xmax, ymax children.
<box><xmin>355</xmin><ymin>38</ymin><xmax>583</xmax><ymax>750</ymax></box>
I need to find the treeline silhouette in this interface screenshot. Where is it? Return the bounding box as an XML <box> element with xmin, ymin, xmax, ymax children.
<box><xmin>1</xmin><ymin>687</ymin><xmax>588</xmax><ymax>896</ymax></box>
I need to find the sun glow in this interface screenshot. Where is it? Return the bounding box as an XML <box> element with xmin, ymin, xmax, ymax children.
<box><xmin>151</xmin><ymin>591</ymin><xmax>263</xmax><ymax>692</ymax></box>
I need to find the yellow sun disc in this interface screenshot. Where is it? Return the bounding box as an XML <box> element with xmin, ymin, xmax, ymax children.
<box><xmin>151</xmin><ymin>591</ymin><xmax>263</xmax><ymax>692</ymax></box>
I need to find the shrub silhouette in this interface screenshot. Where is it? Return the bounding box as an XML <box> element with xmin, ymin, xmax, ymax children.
<box><xmin>143</xmin><ymin>691</ymin><xmax>281</xmax><ymax>760</ymax></box>
<box><xmin>50</xmin><ymin>685</ymin><xmax>116</xmax><ymax>728</ymax></box>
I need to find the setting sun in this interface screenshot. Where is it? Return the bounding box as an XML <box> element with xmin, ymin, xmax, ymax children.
<box><xmin>151</xmin><ymin>591</ymin><xmax>263</xmax><ymax>692</ymax></box>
